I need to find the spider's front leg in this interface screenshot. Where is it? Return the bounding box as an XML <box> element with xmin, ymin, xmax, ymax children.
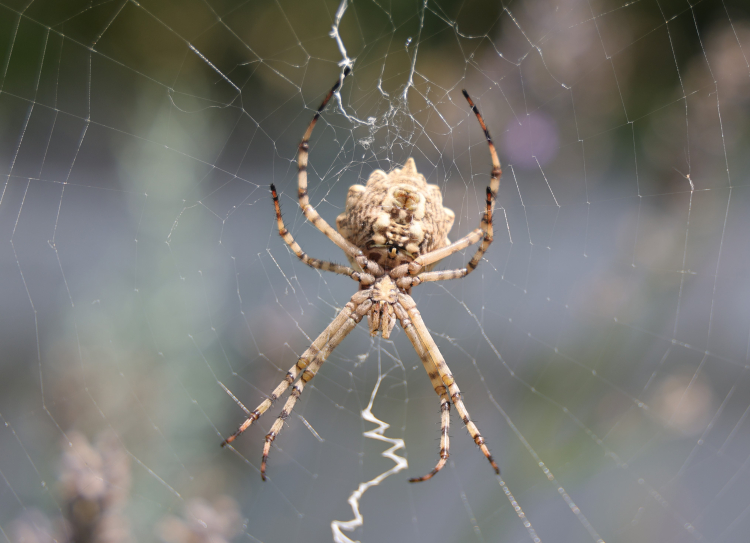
<box><xmin>394</xmin><ymin>303</ymin><xmax>452</xmax><ymax>482</ymax></box>
<box><xmin>398</xmin><ymin>293</ymin><xmax>500</xmax><ymax>478</ymax></box>
<box><xmin>221</xmin><ymin>291</ymin><xmax>369</xmax><ymax>465</ymax></box>
<box><xmin>259</xmin><ymin>295</ymin><xmax>372</xmax><ymax>480</ymax></box>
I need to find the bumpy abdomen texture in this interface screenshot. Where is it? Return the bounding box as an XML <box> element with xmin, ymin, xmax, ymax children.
<box><xmin>336</xmin><ymin>158</ymin><xmax>455</xmax><ymax>271</ymax></box>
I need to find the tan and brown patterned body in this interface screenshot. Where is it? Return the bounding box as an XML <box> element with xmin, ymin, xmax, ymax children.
<box><xmin>222</xmin><ymin>69</ymin><xmax>502</xmax><ymax>483</ymax></box>
<box><xmin>367</xmin><ymin>276</ymin><xmax>399</xmax><ymax>338</ymax></box>
<box><xmin>336</xmin><ymin>158</ymin><xmax>455</xmax><ymax>271</ymax></box>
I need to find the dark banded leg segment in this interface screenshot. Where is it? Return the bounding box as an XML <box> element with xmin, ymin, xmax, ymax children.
<box><xmin>261</xmin><ymin>297</ymin><xmax>373</xmax><ymax>480</ymax></box>
<box><xmin>399</xmin><ymin>293</ymin><xmax>500</xmax><ymax>476</ymax></box>
<box><xmin>270</xmin><ymin>184</ymin><xmax>372</xmax><ymax>283</ymax></box>
<box><xmin>411</xmin><ymin>398</ymin><xmax>450</xmax><ymax>482</ymax></box>
<box><xmin>395</xmin><ymin>303</ymin><xmax>451</xmax><ymax>482</ymax></box>
<box><xmin>391</xmin><ymin>90</ymin><xmax>500</xmax><ymax>280</ymax></box>
<box><xmin>221</xmin><ymin>291</ymin><xmax>369</xmax><ymax>448</ymax></box>
<box><xmin>454</xmin><ymin>91</ymin><xmax>500</xmax><ymax>276</ymax></box>
<box><xmin>296</xmin><ymin>69</ymin><xmax>384</xmax><ymax>278</ymax></box>
<box><xmin>409</xmin><ymin>187</ymin><xmax>495</xmax><ymax>282</ymax></box>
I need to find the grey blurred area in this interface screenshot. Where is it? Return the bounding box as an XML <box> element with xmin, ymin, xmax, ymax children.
<box><xmin>1</xmin><ymin>0</ymin><xmax>750</xmax><ymax>542</ymax></box>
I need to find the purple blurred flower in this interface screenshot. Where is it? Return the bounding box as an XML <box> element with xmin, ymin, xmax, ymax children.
<box><xmin>502</xmin><ymin>112</ymin><xmax>559</xmax><ymax>169</ymax></box>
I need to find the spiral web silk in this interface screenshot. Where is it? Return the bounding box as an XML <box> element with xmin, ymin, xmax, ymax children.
<box><xmin>1</xmin><ymin>1</ymin><xmax>750</xmax><ymax>542</ymax></box>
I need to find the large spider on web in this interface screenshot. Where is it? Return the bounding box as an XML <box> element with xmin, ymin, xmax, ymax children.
<box><xmin>222</xmin><ymin>67</ymin><xmax>501</xmax><ymax>483</ymax></box>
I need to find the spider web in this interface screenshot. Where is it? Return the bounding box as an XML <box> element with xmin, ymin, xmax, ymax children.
<box><xmin>1</xmin><ymin>0</ymin><xmax>750</xmax><ymax>542</ymax></box>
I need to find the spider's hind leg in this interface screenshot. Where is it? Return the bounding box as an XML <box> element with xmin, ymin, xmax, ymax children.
<box><xmin>391</xmin><ymin>90</ymin><xmax>501</xmax><ymax>281</ymax></box>
<box><xmin>294</xmin><ymin>70</ymin><xmax>384</xmax><ymax>278</ymax></box>
<box><xmin>271</xmin><ymin>184</ymin><xmax>366</xmax><ymax>282</ymax></box>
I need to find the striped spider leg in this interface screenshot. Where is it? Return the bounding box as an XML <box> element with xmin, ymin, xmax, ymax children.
<box><xmin>388</xmin><ymin>90</ymin><xmax>503</xmax><ymax>481</ymax></box>
<box><xmin>219</xmin><ymin>290</ymin><xmax>368</xmax><ymax>447</ymax></box>
<box><xmin>397</xmin><ymin>294</ymin><xmax>499</xmax><ymax>481</ymax></box>
<box><xmin>295</xmin><ymin>66</ymin><xmax>384</xmax><ymax>279</ymax></box>
<box><xmin>221</xmin><ymin>71</ymin><xmax>502</xmax><ymax>482</ymax></box>
<box><xmin>393</xmin><ymin>302</ymin><xmax>452</xmax><ymax>481</ymax></box>
<box><xmin>257</xmin><ymin>292</ymin><xmax>373</xmax><ymax>480</ymax></box>
<box><xmin>391</xmin><ymin>90</ymin><xmax>501</xmax><ymax>285</ymax></box>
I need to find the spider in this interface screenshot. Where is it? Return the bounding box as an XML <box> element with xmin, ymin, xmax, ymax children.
<box><xmin>222</xmin><ymin>67</ymin><xmax>501</xmax><ymax>483</ymax></box>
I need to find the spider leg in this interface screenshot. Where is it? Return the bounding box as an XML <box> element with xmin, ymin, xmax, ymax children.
<box><xmin>391</xmin><ymin>90</ymin><xmax>500</xmax><ymax>280</ymax></box>
<box><xmin>271</xmin><ymin>184</ymin><xmax>374</xmax><ymax>284</ymax></box>
<box><xmin>394</xmin><ymin>303</ymin><xmax>451</xmax><ymax>482</ymax></box>
<box><xmin>390</xmin><ymin>226</ymin><xmax>484</xmax><ymax>279</ymax></box>
<box><xmin>296</xmin><ymin>69</ymin><xmax>384</xmax><ymax>278</ymax></box>
<box><xmin>394</xmin><ymin>189</ymin><xmax>494</xmax><ymax>289</ymax></box>
<box><xmin>260</xmin><ymin>296</ymin><xmax>373</xmax><ymax>480</ymax></box>
<box><xmin>462</xmin><ymin>89</ymin><xmax>502</xmax><ymax>197</ymax></box>
<box><xmin>221</xmin><ymin>290</ymin><xmax>370</xmax><ymax>448</ymax></box>
<box><xmin>399</xmin><ymin>293</ymin><xmax>500</xmax><ymax>476</ymax></box>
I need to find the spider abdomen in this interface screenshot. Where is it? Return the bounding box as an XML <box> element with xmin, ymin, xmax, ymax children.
<box><xmin>336</xmin><ymin>158</ymin><xmax>455</xmax><ymax>271</ymax></box>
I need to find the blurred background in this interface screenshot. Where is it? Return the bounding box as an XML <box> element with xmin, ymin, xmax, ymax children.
<box><xmin>1</xmin><ymin>0</ymin><xmax>750</xmax><ymax>541</ymax></box>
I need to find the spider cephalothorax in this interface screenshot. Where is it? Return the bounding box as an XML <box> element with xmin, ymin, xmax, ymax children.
<box><xmin>336</xmin><ymin>158</ymin><xmax>455</xmax><ymax>271</ymax></box>
<box><xmin>366</xmin><ymin>276</ymin><xmax>399</xmax><ymax>339</ymax></box>
<box><xmin>222</xmin><ymin>68</ymin><xmax>502</xmax><ymax>483</ymax></box>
